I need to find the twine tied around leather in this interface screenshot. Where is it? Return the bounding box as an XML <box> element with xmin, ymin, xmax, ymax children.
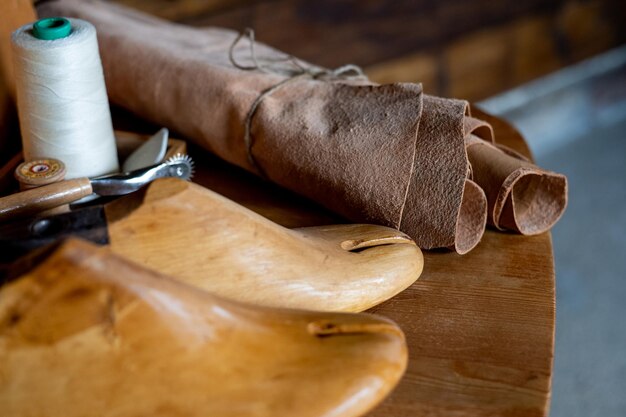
<box><xmin>229</xmin><ymin>28</ymin><xmax>365</xmax><ymax>175</ymax></box>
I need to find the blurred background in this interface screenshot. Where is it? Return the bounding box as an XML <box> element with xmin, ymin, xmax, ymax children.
<box><xmin>3</xmin><ymin>0</ymin><xmax>626</xmax><ymax>415</ymax></box>
<box><xmin>109</xmin><ymin>0</ymin><xmax>625</xmax><ymax>102</ymax></box>
<box><xmin>481</xmin><ymin>47</ymin><xmax>626</xmax><ymax>417</ymax></box>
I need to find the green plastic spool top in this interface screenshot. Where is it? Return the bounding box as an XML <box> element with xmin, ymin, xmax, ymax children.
<box><xmin>32</xmin><ymin>17</ymin><xmax>72</xmax><ymax>40</ymax></box>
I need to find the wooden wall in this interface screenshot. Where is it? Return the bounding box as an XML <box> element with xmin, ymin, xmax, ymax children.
<box><xmin>112</xmin><ymin>0</ymin><xmax>626</xmax><ymax>101</ymax></box>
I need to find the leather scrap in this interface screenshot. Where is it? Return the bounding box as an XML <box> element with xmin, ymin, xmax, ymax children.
<box><xmin>466</xmin><ymin>133</ymin><xmax>567</xmax><ymax>235</ymax></box>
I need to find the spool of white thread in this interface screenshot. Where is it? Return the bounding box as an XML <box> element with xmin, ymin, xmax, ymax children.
<box><xmin>11</xmin><ymin>17</ymin><xmax>119</xmax><ymax>179</ymax></box>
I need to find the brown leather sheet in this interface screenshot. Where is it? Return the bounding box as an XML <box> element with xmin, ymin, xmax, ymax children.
<box><xmin>38</xmin><ymin>0</ymin><xmax>567</xmax><ymax>253</ymax></box>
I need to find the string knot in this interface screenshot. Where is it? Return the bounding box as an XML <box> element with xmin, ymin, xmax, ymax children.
<box><xmin>229</xmin><ymin>28</ymin><xmax>364</xmax><ymax>80</ymax></box>
<box><xmin>229</xmin><ymin>28</ymin><xmax>365</xmax><ymax>174</ymax></box>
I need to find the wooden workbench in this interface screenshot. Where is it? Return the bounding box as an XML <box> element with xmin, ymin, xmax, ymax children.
<box><xmin>185</xmin><ymin>107</ymin><xmax>555</xmax><ymax>417</ymax></box>
<box><xmin>0</xmin><ymin>0</ymin><xmax>555</xmax><ymax>413</ymax></box>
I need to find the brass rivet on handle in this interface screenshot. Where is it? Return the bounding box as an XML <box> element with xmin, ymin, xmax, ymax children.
<box><xmin>15</xmin><ymin>158</ymin><xmax>66</xmax><ymax>190</ymax></box>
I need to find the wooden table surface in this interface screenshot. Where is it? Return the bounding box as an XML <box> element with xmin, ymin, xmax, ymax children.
<box><xmin>0</xmin><ymin>2</ymin><xmax>555</xmax><ymax>413</ymax></box>
<box><xmin>0</xmin><ymin>105</ymin><xmax>555</xmax><ymax>417</ymax></box>
<box><xmin>187</xmin><ymin>107</ymin><xmax>555</xmax><ymax>417</ymax></box>
<box><xmin>0</xmin><ymin>94</ymin><xmax>555</xmax><ymax>415</ymax></box>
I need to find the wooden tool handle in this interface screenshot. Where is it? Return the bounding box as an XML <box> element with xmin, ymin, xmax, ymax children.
<box><xmin>0</xmin><ymin>178</ymin><xmax>93</xmax><ymax>222</ymax></box>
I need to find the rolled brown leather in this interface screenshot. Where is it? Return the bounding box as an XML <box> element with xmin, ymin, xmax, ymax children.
<box><xmin>466</xmin><ymin>132</ymin><xmax>567</xmax><ymax>235</ymax></box>
<box><xmin>38</xmin><ymin>0</ymin><xmax>567</xmax><ymax>253</ymax></box>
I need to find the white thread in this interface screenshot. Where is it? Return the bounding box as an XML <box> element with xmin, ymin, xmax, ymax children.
<box><xmin>11</xmin><ymin>18</ymin><xmax>119</xmax><ymax>179</ymax></box>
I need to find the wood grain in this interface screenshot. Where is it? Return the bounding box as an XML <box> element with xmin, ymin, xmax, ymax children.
<box><xmin>365</xmin><ymin>3</ymin><xmax>622</xmax><ymax>100</ymax></box>
<box><xmin>367</xmin><ymin>232</ymin><xmax>554</xmax><ymax>417</ymax></box>
<box><xmin>0</xmin><ymin>104</ymin><xmax>555</xmax><ymax>416</ymax></box>
<box><xmin>0</xmin><ymin>1</ymin><xmax>556</xmax><ymax>412</ymax></box>
<box><xmin>0</xmin><ymin>0</ymin><xmax>35</xmax><ymax>162</ymax></box>
<box><xmin>0</xmin><ymin>177</ymin><xmax>92</xmax><ymax>220</ymax></box>
<box><xmin>0</xmin><ymin>238</ymin><xmax>408</xmax><ymax>417</ymax></box>
<box><xmin>0</xmin><ymin>0</ymin><xmax>36</xmax><ymax>97</ymax></box>
<box><xmin>186</xmin><ymin>107</ymin><xmax>555</xmax><ymax>417</ymax></box>
<box><xmin>99</xmin><ymin>177</ymin><xmax>424</xmax><ymax>312</ymax></box>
